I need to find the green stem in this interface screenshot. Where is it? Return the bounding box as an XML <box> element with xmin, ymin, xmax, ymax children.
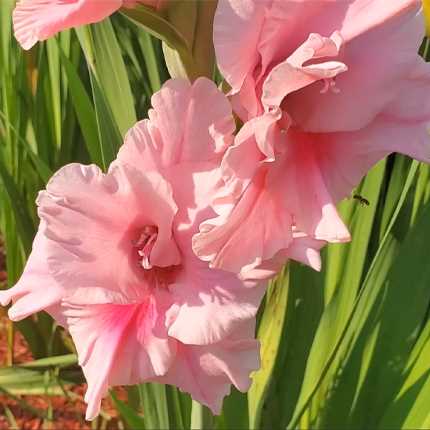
<box><xmin>191</xmin><ymin>401</ymin><xmax>213</xmax><ymax>430</ymax></box>
<box><xmin>424</xmin><ymin>37</ymin><xmax>430</xmax><ymax>61</ymax></box>
<box><xmin>6</xmin><ymin>319</ymin><xmax>13</xmax><ymax>366</ymax></box>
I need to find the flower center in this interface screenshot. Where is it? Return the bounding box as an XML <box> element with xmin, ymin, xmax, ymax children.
<box><xmin>320</xmin><ymin>77</ymin><xmax>340</xmax><ymax>94</ymax></box>
<box><xmin>134</xmin><ymin>225</ymin><xmax>158</xmax><ymax>270</ymax></box>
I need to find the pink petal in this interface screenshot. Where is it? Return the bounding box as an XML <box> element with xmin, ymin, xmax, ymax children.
<box><xmin>13</xmin><ymin>0</ymin><xmax>123</xmax><ymax>50</ymax></box>
<box><xmin>382</xmin><ymin>59</ymin><xmax>430</xmax><ymax>127</ymax></box>
<box><xmin>63</xmin><ymin>291</ymin><xmax>176</xmax><ymax>420</ymax></box>
<box><xmin>146</xmin><ymin>162</ymin><xmax>265</xmax><ymax>346</ymax></box>
<box><xmin>117</xmin><ymin>78</ymin><xmax>235</xmax><ymax>171</ymax></box>
<box><xmin>314</xmin><ymin>119</ymin><xmax>430</xmax><ymax>204</ymax></box>
<box><xmin>282</xmin><ymin>130</ymin><xmax>351</xmax><ymax>242</ymax></box>
<box><xmin>193</xmin><ymin>167</ymin><xmax>294</xmax><ymax>274</ymax></box>
<box><xmin>155</xmin><ymin>319</ymin><xmax>260</xmax><ymax>414</ymax></box>
<box><xmin>287</xmin><ymin>3</ymin><xmax>424</xmax><ymax>132</ymax></box>
<box><xmin>214</xmin><ymin>0</ymin><xmax>268</xmax><ymax>93</ymax></box>
<box><xmin>215</xmin><ymin>0</ymin><xmax>422</xmax><ymax>128</ymax></box>
<box><xmin>283</xmin><ymin>231</ymin><xmax>325</xmax><ymax>272</ymax></box>
<box><xmin>0</xmin><ymin>229</ymin><xmax>64</xmax><ymax>322</ymax></box>
<box><xmin>242</xmin><ymin>231</ymin><xmax>326</xmax><ymax>281</ymax></box>
<box><xmin>37</xmin><ymin>163</ymin><xmax>180</xmax><ymax>301</ymax></box>
<box><xmin>165</xmin><ymin>260</ymin><xmax>265</xmax><ymax>345</ymax></box>
<box><xmin>262</xmin><ymin>31</ymin><xmax>347</xmax><ymax>109</ymax></box>
<box><xmin>193</xmin><ymin>124</ymin><xmax>350</xmax><ymax>275</ymax></box>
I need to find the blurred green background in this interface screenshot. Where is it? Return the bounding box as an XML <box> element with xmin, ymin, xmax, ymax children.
<box><xmin>1</xmin><ymin>1</ymin><xmax>430</xmax><ymax>428</ymax></box>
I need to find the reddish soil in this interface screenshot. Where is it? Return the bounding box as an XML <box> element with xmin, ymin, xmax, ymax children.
<box><xmin>0</xmin><ymin>238</ymin><xmax>6</xmax><ymax>287</ymax></box>
<box><xmin>0</xmin><ymin>239</ymin><xmax>126</xmax><ymax>429</ymax></box>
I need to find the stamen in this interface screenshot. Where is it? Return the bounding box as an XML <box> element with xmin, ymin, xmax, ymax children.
<box><xmin>133</xmin><ymin>226</ymin><xmax>158</xmax><ymax>270</ymax></box>
<box><xmin>320</xmin><ymin>78</ymin><xmax>340</xmax><ymax>94</ymax></box>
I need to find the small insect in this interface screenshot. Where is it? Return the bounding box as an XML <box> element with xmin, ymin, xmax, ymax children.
<box><xmin>353</xmin><ymin>194</ymin><xmax>370</xmax><ymax>206</ymax></box>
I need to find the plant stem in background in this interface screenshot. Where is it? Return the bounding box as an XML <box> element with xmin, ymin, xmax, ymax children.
<box><xmin>6</xmin><ymin>320</ymin><xmax>13</xmax><ymax>366</ymax></box>
<box><xmin>191</xmin><ymin>400</ymin><xmax>214</xmax><ymax>429</ymax></box>
<box><xmin>423</xmin><ymin>37</ymin><xmax>430</xmax><ymax>60</ymax></box>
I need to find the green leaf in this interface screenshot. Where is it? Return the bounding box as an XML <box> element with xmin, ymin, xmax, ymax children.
<box><xmin>19</xmin><ymin>354</ymin><xmax>77</xmax><ymax>369</ymax></box>
<box><xmin>0</xmin><ymin>161</ymin><xmax>35</xmax><ymax>253</ymax></box>
<box><xmin>191</xmin><ymin>401</ymin><xmax>214</xmax><ymax>430</ymax></box>
<box><xmin>248</xmin><ymin>268</ymin><xmax>290</xmax><ymax>429</ymax></box>
<box><xmin>138</xmin><ymin>32</ymin><xmax>163</xmax><ymax>92</ymax></box>
<box><xmin>121</xmin><ymin>6</ymin><xmax>196</xmax><ymax>80</ymax></box>
<box><xmin>76</xmin><ymin>20</ymin><xmax>136</xmax><ymax>137</ymax></box>
<box><xmin>137</xmin><ymin>383</ymin><xmax>170</xmax><ymax>429</ymax></box>
<box><xmin>111</xmin><ymin>391</ymin><xmax>145</xmax><ymax>429</ymax></box>
<box><xmin>46</xmin><ymin>38</ymin><xmax>62</xmax><ymax>149</ymax></box>
<box><xmin>89</xmin><ymin>70</ymin><xmax>123</xmax><ymax>169</ymax></box>
<box><xmin>58</xmin><ymin>45</ymin><xmax>102</xmax><ymax>166</ymax></box>
<box><xmin>288</xmin><ymin>161</ymin><xmax>387</xmax><ymax>428</ymax></box>
<box><xmin>0</xmin><ymin>360</ymin><xmax>80</xmax><ymax>396</ymax></box>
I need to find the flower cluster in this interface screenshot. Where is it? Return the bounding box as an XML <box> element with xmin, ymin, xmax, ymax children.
<box><xmin>1</xmin><ymin>0</ymin><xmax>429</xmax><ymax>420</ymax></box>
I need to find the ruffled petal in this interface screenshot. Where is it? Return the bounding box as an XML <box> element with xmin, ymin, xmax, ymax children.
<box><xmin>287</xmin><ymin>4</ymin><xmax>424</xmax><ymax>132</ymax></box>
<box><xmin>165</xmin><ymin>261</ymin><xmax>265</xmax><ymax>345</ymax></box>
<box><xmin>280</xmin><ymin>130</ymin><xmax>351</xmax><ymax>242</ymax></box>
<box><xmin>193</xmin><ymin>123</ymin><xmax>350</xmax><ymax>275</ymax></box>
<box><xmin>314</xmin><ymin>119</ymin><xmax>430</xmax><ymax>204</ymax></box>
<box><xmin>0</xmin><ymin>229</ymin><xmax>64</xmax><ymax>321</ymax></box>
<box><xmin>13</xmin><ymin>0</ymin><xmax>123</xmax><ymax>50</ymax></box>
<box><xmin>214</xmin><ymin>0</ymin><xmax>268</xmax><ymax>92</ymax></box>
<box><xmin>241</xmin><ymin>231</ymin><xmax>326</xmax><ymax>281</ymax></box>
<box><xmin>193</xmin><ymin>166</ymin><xmax>294</xmax><ymax>274</ymax></box>
<box><xmin>262</xmin><ymin>31</ymin><xmax>347</xmax><ymax>109</ymax></box>
<box><xmin>37</xmin><ymin>163</ymin><xmax>180</xmax><ymax>301</ymax></box>
<box><xmin>117</xmin><ymin>78</ymin><xmax>235</xmax><ymax>171</ymax></box>
<box><xmin>156</xmin><ymin>319</ymin><xmax>260</xmax><ymax>414</ymax></box>
<box><xmin>63</xmin><ymin>291</ymin><xmax>176</xmax><ymax>420</ymax></box>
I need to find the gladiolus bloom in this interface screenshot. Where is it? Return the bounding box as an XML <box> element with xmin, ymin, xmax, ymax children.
<box><xmin>194</xmin><ymin>0</ymin><xmax>430</xmax><ymax>274</ymax></box>
<box><xmin>0</xmin><ymin>78</ymin><xmax>263</xmax><ymax>419</ymax></box>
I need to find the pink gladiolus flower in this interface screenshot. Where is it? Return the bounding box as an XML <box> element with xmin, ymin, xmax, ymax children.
<box><xmin>193</xmin><ymin>0</ymin><xmax>430</xmax><ymax>274</ymax></box>
<box><xmin>0</xmin><ymin>78</ymin><xmax>263</xmax><ymax>419</ymax></box>
<box><xmin>13</xmin><ymin>0</ymin><xmax>164</xmax><ymax>50</ymax></box>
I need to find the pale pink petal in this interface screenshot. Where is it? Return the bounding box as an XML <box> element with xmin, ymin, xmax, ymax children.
<box><xmin>207</xmin><ymin>112</ymin><xmax>288</xmax><ymax>221</ymax></box>
<box><xmin>215</xmin><ymin>0</ymin><xmax>422</xmax><ymax>128</ymax></box>
<box><xmin>156</xmin><ymin>320</ymin><xmax>260</xmax><ymax>414</ymax></box>
<box><xmin>13</xmin><ymin>0</ymin><xmax>123</xmax><ymax>50</ymax></box>
<box><xmin>307</xmin><ymin>61</ymin><xmax>430</xmax><ymax>202</ymax></box>
<box><xmin>287</xmin><ymin>4</ymin><xmax>424</xmax><ymax>132</ymax></box>
<box><xmin>314</xmin><ymin>120</ymin><xmax>430</xmax><ymax>203</ymax></box>
<box><xmin>193</xmin><ymin>125</ymin><xmax>350</xmax><ymax>275</ymax></box>
<box><xmin>37</xmin><ymin>163</ymin><xmax>180</xmax><ymax>301</ymax></box>
<box><xmin>0</xmin><ymin>229</ymin><xmax>64</xmax><ymax>321</ymax></box>
<box><xmin>337</xmin><ymin>0</ymin><xmax>421</xmax><ymax>41</ymax></box>
<box><xmin>262</xmin><ymin>31</ymin><xmax>347</xmax><ymax>109</ymax></box>
<box><xmin>382</xmin><ymin>59</ymin><xmax>430</xmax><ymax>126</ymax></box>
<box><xmin>141</xmin><ymin>161</ymin><xmax>265</xmax><ymax>346</ymax></box>
<box><xmin>165</xmin><ymin>263</ymin><xmax>265</xmax><ymax>345</ymax></box>
<box><xmin>193</xmin><ymin>167</ymin><xmax>293</xmax><ymax>274</ymax></box>
<box><xmin>217</xmin><ymin>117</ymin><xmax>268</xmax><ymax>201</ymax></box>
<box><xmin>214</xmin><ymin>0</ymin><xmax>269</xmax><ymax>92</ymax></box>
<box><xmin>63</xmin><ymin>291</ymin><xmax>176</xmax><ymax>420</ymax></box>
<box><xmin>241</xmin><ymin>231</ymin><xmax>326</xmax><ymax>281</ymax></box>
<box><xmin>281</xmin><ymin>130</ymin><xmax>351</xmax><ymax>242</ymax></box>
<box><xmin>282</xmin><ymin>232</ymin><xmax>325</xmax><ymax>272</ymax></box>
<box><xmin>255</xmin><ymin>1</ymin><xmax>348</xmax><ymax>80</ymax></box>
<box><xmin>117</xmin><ymin>78</ymin><xmax>235</xmax><ymax>171</ymax></box>
<box><xmin>257</xmin><ymin>0</ymin><xmax>420</xmax><ymax>66</ymax></box>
